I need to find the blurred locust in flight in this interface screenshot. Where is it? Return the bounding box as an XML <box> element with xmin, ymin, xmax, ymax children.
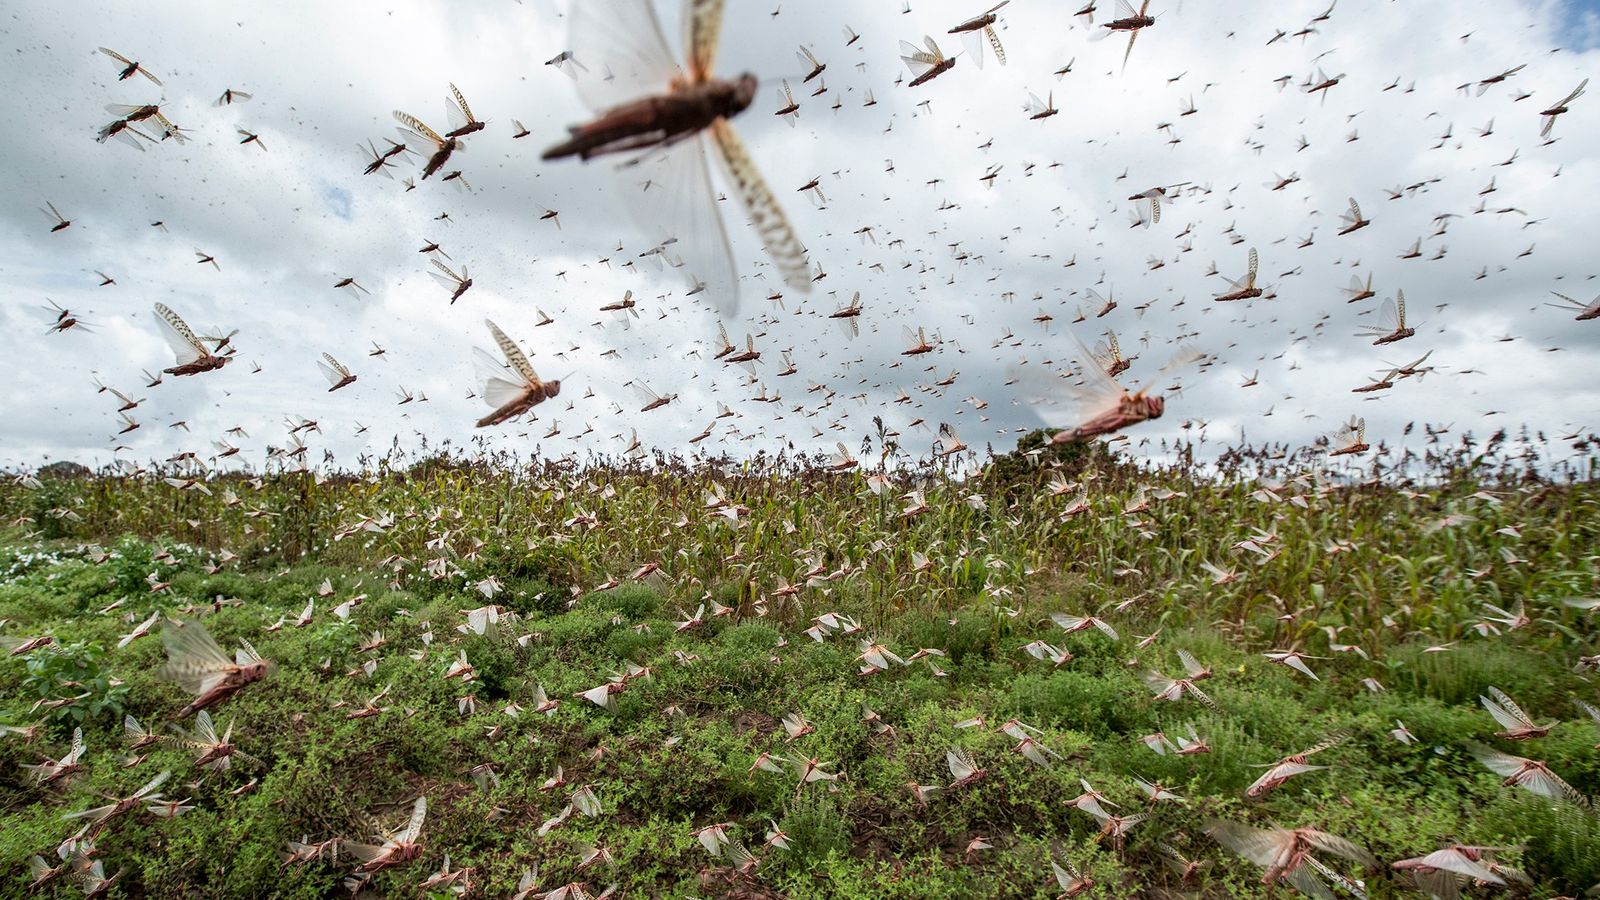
<box><xmin>542</xmin><ymin>0</ymin><xmax>810</xmax><ymax>316</ymax></box>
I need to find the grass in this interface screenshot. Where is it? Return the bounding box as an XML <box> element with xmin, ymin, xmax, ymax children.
<box><xmin>0</xmin><ymin>431</ymin><xmax>1597</xmax><ymax>897</ymax></box>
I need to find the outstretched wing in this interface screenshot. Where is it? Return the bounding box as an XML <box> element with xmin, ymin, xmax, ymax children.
<box><xmin>399</xmin><ymin>797</ymin><xmax>427</xmax><ymax>844</ymax></box>
<box><xmin>1302</xmin><ymin>829</ymin><xmax>1377</xmax><ymax>866</ymax></box>
<box><xmin>945</xmin><ymin>748</ymin><xmax>977</xmax><ymax>780</ymax></box>
<box><xmin>430</xmin><ymin>259</ymin><xmax>465</xmax><ymax>287</ymax></box>
<box><xmin>1466</xmin><ymin>741</ymin><xmax>1526</xmax><ymax>777</ymax></box>
<box><xmin>1207</xmin><ymin>821</ymin><xmax>1284</xmax><ymax>868</ymax></box>
<box><xmin>320</xmin><ymin>353</ymin><xmax>349</xmax><ymax>379</ymax></box>
<box><xmin>1177</xmin><ymin>648</ymin><xmax>1206</xmax><ymax>677</ymax></box>
<box><xmin>568</xmin><ymin>0</ymin><xmax>684</xmax><ymax>112</ymax></box>
<box><xmin>1405</xmin><ymin>849</ymin><xmax>1502</xmax><ymax>885</ymax></box>
<box><xmin>900</xmin><ymin>41</ymin><xmax>939</xmax><ymax>78</ymax></box>
<box><xmin>449</xmin><ymin>83</ymin><xmax>476</xmax><ymax>125</ymax></box>
<box><xmin>190</xmin><ymin>710</ymin><xmax>221</xmax><ymax>746</ymax></box>
<box><xmin>1483</xmin><ymin>687</ymin><xmax>1534</xmax><ymax>728</ymax></box>
<box><xmin>236</xmin><ymin>638</ymin><xmax>265</xmax><ymax>667</ymax></box>
<box><xmin>632</xmin><ymin>381</ymin><xmax>666</xmax><ymax>406</ymax></box>
<box><xmin>341</xmin><ymin>840</ymin><xmax>388</xmax><ymax>864</ymax></box>
<box><xmin>1337</xmin><ymin>416</ymin><xmax>1366</xmax><ymax>446</ymax></box>
<box><xmin>158</xmin><ymin>619</ymin><xmax>237</xmax><ymax>695</ymax></box>
<box><xmin>985</xmin><ymin>25</ymin><xmax>1006</xmax><ymax>66</ymax></box>
<box><xmin>622</xmin><ymin>135</ymin><xmax>740</xmax><ymax>315</ymax></box>
<box><xmin>1068</xmin><ymin>331</ymin><xmax>1130</xmax><ymax>409</ymax></box>
<box><xmin>131</xmin><ymin>768</ymin><xmax>173</xmax><ymax>800</ymax></box>
<box><xmin>1010</xmin><ymin>350</ymin><xmax>1122</xmax><ymax>428</ymax></box>
<box><xmin>958</xmin><ymin>30</ymin><xmax>987</xmax><ymax>70</ymax></box>
<box><xmin>153</xmin><ymin>303</ymin><xmax>205</xmax><ymax>364</ymax></box>
<box><xmin>709</xmin><ymin>119</ymin><xmax>812</xmax><ymax>294</ymax></box>
<box><xmin>1378</xmin><ymin>297</ymin><xmax>1399</xmax><ymax>332</ymax></box>
<box><xmin>393</xmin><ymin>111</ymin><xmax>444</xmax><ymax>149</ymax></box>
<box><xmin>474</xmin><ymin>348</ymin><xmax>530</xmax><ymax>409</ymax></box>
<box><xmin>687</xmin><ymin>0</ymin><xmax>727</xmax><ymax>82</ymax></box>
<box><xmin>485</xmin><ymin>320</ymin><xmax>540</xmax><ymax>384</ymax></box>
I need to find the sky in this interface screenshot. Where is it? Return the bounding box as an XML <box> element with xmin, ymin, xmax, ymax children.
<box><xmin>1</xmin><ymin>0</ymin><xmax>1597</xmax><ymax>474</ymax></box>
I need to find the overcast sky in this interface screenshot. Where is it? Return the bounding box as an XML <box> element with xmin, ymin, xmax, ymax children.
<box><xmin>2</xmin><ymin>0</ymin><xmax>1597</xmax><ymax>474</ymax></box>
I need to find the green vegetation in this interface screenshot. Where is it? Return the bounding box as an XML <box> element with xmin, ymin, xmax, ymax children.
<box><xmin>0</xmin><ymin>433</ymin><xmax>1596</xmax><ymax>897</ymax></box>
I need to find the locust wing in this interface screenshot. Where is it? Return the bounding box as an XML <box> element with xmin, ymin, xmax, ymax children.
<box><xmin>398</xmin><ymin>797</ymin><xmax>427</xmax><ymax>844</ymax></box>
<box><xmin>474</xmin><ymin>348</ymin><xmax>530</xmax><ymax>410</ymax></box>
<box><xmin>986</xmin><ymin>25</ymin><xmax>1006</xmax><ymax>65</ymax></box>
<box><xmin>317</xmin><ymin>353</ymin><xmax>350</xmax><ymax>386</ymax></box>
<box><xmin>900</xmin><ymin>37</ymin><xmax>946</xmax><ymax>79</ymax></box>
<box><xmin>1339</xmin><ymin>198</ymin><xmax>1363</xmax><ymax>230</ymax></box>
<box><xmin>686</xmin><ymin>0</ymin><xmax>727</xmax><ymax>83</ymax></box>
<box><xmin>446</xmin><ymin>83</ymin><xmax>477</xmax><ymax>132</ymax></box>
<box><xmin>622</xmin><ymin>135</ymin><xmax>742</xmax><ymax>314</ymax></box>
<box><xmin>485</xmin><ymin>319</ymin><xmax>540</xmax><ymax>385</ymax></box>
<box><xmin>393</xmin><ymin>111</ymin><xmax>447</xmax><ymax>152</ymax></box>
<box><xmin>709</xmin><ymin>119</ymin><xmax>811</xmax><ymax>295</ymax></box>
<box><xmin>569</xmin><ymin>0</ymin><xmax>684</xmax><ymax>112</ymax></box>
<box><xmin>1012</xmin><ymin>332</ymin><xmax>1129</xmax><ymax>423</ymax></box>
<box><xmin>158</xmin><ymin>619</ymin><xmax>237</xmax><ymax>696</ymax></box>
<box><xmin>153</xmin><ymin>303</ymin><xmax>206</xmax><ymax>366</ymax></box>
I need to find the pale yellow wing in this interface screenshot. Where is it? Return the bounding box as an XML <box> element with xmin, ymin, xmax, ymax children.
<box><xmin>321</xmin><ymin>353</ymin><xmax>349</xmax><ymax>378</ymax></box>
<box><xmin>985</xmin><ymin>26</ymin><xmax>1006</xmax><ymax>65</ymax></box>
<box><xmin>687</xmin><ymin>0</ymin><xmax>727</xmax><ymax>82</ymax></box>
<box><xmin>449</xmin><ymin>83</ymin><xmax>475</xmax><ymax>123</ymax></box>
<box><xmin>709</xmin><ymin>119</ymin><xmax>811</xmax><ymax>293</ymax></box>
<box><xmin>485</xmin><ymin>319</ymin><xmax>540</xmax><ymax>385</ymax></box>
<box><xmin>153</xmin><ymin>303</ymin><xmax>206</xmax><ymax>363</ymax></box>
<box><xmin>236</xmin><ymin>638</ymin><xmax>266</xmax><ymax>666</ymax></box>
<box><xmin>393</xmin><ymin>111</ymin><xmax>444</xmax><ymax>146</ymax></box>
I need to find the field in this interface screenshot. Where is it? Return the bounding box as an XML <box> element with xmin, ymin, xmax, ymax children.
<box><xmin>1</xmin><ymin>433</ymin><xmax>1598</xmax><ymax>898</ymax></box>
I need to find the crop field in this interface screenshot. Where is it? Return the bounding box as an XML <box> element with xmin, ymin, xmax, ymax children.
<box><xmin>0</xmin><ymin>436</ymin><xmax>1597</xmax><ymax>898</ymax></box>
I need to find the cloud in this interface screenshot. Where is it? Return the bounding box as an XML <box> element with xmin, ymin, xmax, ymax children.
<box><xmin>322</xmin><ymin>184</ymin><xmax>354</xmax><ymax>222</ymax></box>
<box><xmin>1</xmin><ymin>0</ymin><xmax>1596</xmax><ymax>475</ymax></box>
<box><xmin>1556</xmin><ymin>0</ymin><xmax>1600</xmax><ymax>50</ymax></box>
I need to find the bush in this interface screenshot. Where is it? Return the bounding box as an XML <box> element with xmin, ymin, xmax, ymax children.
<box><xmin>17</xmin><ymin>639</ymin><xmax>128</xmax><ymax>727</ymax></box>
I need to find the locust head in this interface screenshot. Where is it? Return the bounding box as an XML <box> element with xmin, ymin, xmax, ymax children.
<box><xmin>731</xmin><ymin>73</ymin><xmax>759</xmax><ymax>114</ymax></box>
<box><xmin>238</xmin><ymin>657</ymin><xmax>274</xmax><ymax>684</ymax></box>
